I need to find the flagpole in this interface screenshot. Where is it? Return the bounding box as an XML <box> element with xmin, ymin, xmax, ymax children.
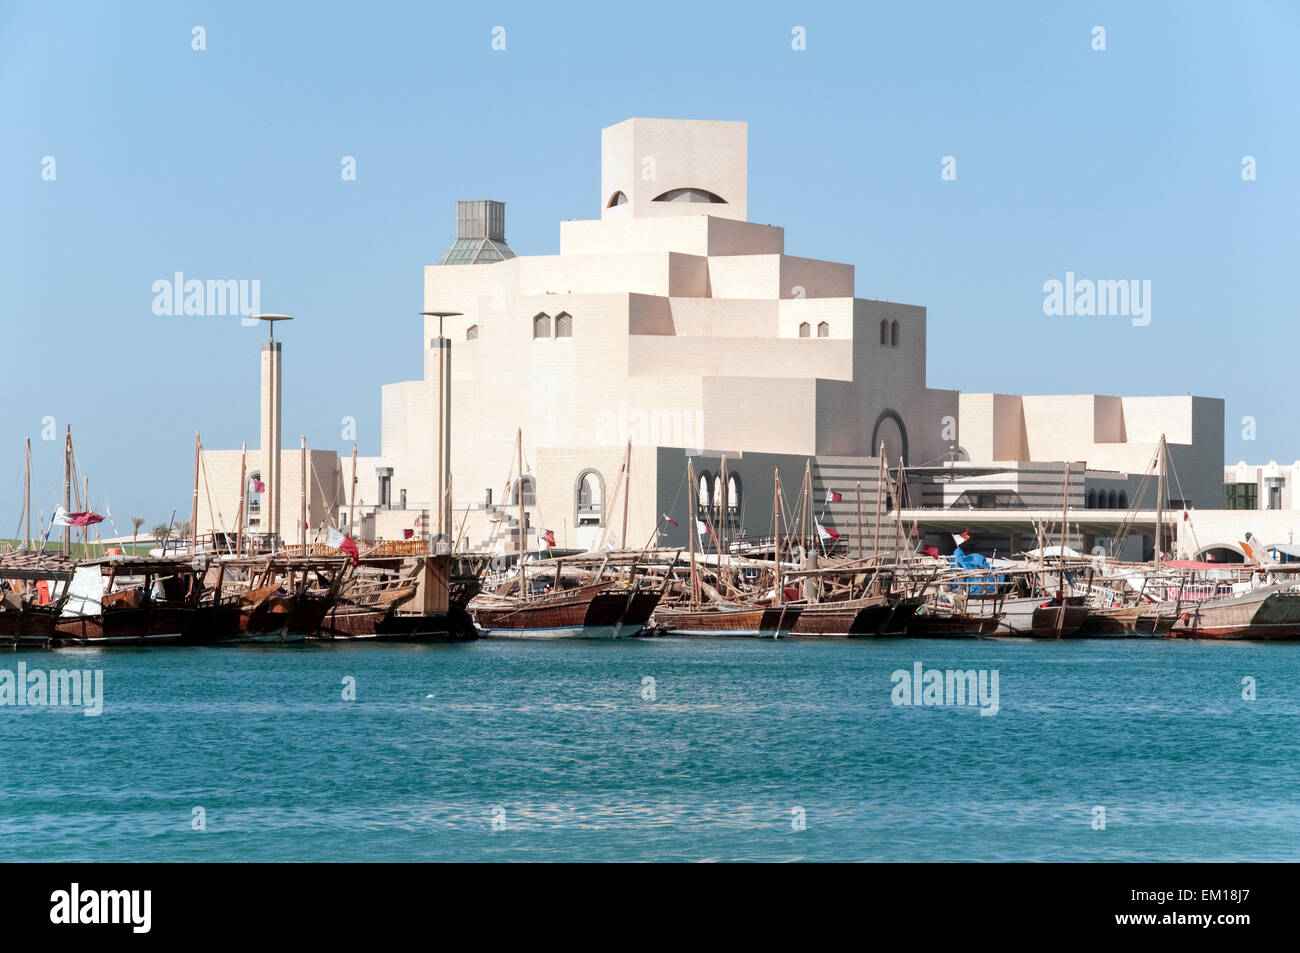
<box><xmin>621</xmin><ymin>439</ymin><xmax>631</xmax><ymax>551</ymax></box>
<box><xmin>687</xmin><ymin>457</ymin><xmax>698</xmax><ymax>606</ymax></box>
<box><xmin>62</xmin><ymin>426</ymin><xmax>71</xmax><ymax>556</ymax></box>
<box><xmin>23</xmin><ymin>436</ymin><xmax>31</xmax><ymax>551</ymax></box>
<box><xmin>191</xmin><ymin>431</ymin><xmax>201</xmax><ymax>556</ymax></box>
<box><xmin>873</xmin><ymin>444</ymin><xmax>885</xmax><ymax>563</ymax></box>
<box><xmin>234</xmin><ymin>442</ymin><xmax>247</xmax><ymax>557</ymax></box>
<box><xmin>349</xmin><ymin>443</ymin><xmax>358</xmax><ymax>542</ymax></box>
<box><xmin>773</xmin><ymin>468</ymin><xmax>783</xmax><ymax>605</ymax></box>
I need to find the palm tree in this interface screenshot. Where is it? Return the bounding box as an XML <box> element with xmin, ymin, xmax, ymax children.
<box><xmin>131</xmin><ymin>516</ymin><xmax>145</xmax><ymax>554</ymax></box>
<box><xmin>152</xmin><ymin>523</ymin><xmax>170</xmax><ymax>547</ymax></box>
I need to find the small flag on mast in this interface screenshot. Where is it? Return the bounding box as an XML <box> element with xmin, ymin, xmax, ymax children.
<box><xmin>540</xmin><ymin>528</ymin><xmax>556</xmax><ymax>549</ymax></box>
<box><xmin>825</xmin><ymin>490</ymin><xmax>842</xmax><ymax>504</ymax></box>
<box><xmin>696</xmin><ymin>520</ymin><xmax>714</xmax><ymax>537</ymax></box>
<box><xmin>51</xmin><ymin>507</ymin><xmax>104</xmax><ymax>528</ymax></box>
<box><xmin>662</xmin><ymin>514</ymin><xmax>678</xmax><ymax>527</ymax></box>
<box><xmin>325</xmin><ymin>527</ymin><xmax>359</xmax><ymax>566</ymax></box>
<box><xmin>816</xmin><ymin>522</ymin><xmax>839</xmax><ymax>542</ymax></box>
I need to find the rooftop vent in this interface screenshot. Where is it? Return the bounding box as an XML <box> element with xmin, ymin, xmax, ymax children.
<box><xmin>436</xmin><ymin>200</ymin><xmax>517</xmax><ymax>266</ymax></box>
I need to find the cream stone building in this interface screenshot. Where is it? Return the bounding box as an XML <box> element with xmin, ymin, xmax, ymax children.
<box><xmin>196</xmin><ymin>118</ymin><xmax>1225</xmax><ymax>559</ymax></box>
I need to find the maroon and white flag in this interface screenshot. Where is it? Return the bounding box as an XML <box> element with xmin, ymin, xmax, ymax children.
<box><xmin>52</xmin><ymin>507</ymin><xmax>104</xmax><ymax>527</ymax></box>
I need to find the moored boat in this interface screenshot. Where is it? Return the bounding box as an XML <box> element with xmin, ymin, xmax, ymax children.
<box><xmin>474</xmin><ymin>580</ymin><xmax>660</xmax><ymax>639</ymax></box>
<box><xmin>1169</xmin><ymin>584</ymin><xmax>1300</xmax><ymax>640</ymax></box>
<box><xmin>656</xmin><ymin>601</ymin><xmax>803</xmax><ymax>638</ymax></box>
<box><xmin>0</xmin><ymin>555</ymin><xmax>75</xmax><ymax>648</ymax></box>
<box><xmin>53</xmin><ymin>559</ymin><xmax>201</xmax><ymax>646</ymax></box>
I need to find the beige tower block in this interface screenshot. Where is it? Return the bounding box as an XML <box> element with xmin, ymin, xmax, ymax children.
<box><xmin>600</xmin><ymin>118</ymin><xmax>748</xmax><ymax>222</ymax></box>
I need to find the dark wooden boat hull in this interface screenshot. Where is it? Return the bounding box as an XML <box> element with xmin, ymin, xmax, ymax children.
<box><xmin>1078</xmin><ymin>605</ymin><xmax>1178</xmax><ymax>637</ymax></box>
<box><xmin>0</xmin><ymin>605</ymin><xmax>63</xmax><ymax>647</ymax></box>
<box><xmin>316</xmin><ymin>604</ymin><xmax>478</xmax><ymax>642</ymax></box>
<box><xmin>849</xmin><ymin>597</ymin><xmax>924</xmax><ymax>638</ymax></box>
<box><xmin>180</xmin><ymin>602</ymin><xmax>243</xmax><ymax>644</ymax></box>
<box><xmin>54</xmin><ymin>605</ymin><xmax>194</xmax><ymax>645</ymax></box>
<box><xmin>475</xmin><ymin>584</ymin><xmax>660</xmax><ymax>639</ymax></box>
<box><xmin>905</xmin><ymin>612</ymin><xmax>1002</xmax><ymax>637</ymax></box>
<box><xmin>656</xmin><ymin>603</ymin><xmax>803</xmax><ymax>638</ymax></box>
<box><xmin>791</xmin><ymin>599</ymin><xmax>884</xmax><ymax>637</ymax></box>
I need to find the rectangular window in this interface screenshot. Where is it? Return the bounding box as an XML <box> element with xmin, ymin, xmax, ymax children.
<box><xmin>1223</xmin><ymin>483</ymin><xmax>1257</xmax><ymax>510</ymax></box>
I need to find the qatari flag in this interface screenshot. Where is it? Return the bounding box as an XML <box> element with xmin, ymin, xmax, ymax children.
<box><xmin>52</xmin><ymin>506</ymin><xmax>103</xmax><ymax>527</ymax></box>
<box><xmin>252</xmin><ymin>479</ymin><xmax>266</xmax><ymax>493</ymax></box>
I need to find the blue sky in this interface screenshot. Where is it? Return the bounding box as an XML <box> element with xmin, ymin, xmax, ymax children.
<box><xmin>2</xmin><ymin>0</ymin><xmax>1296</xmax><ymax>529</ymax></box>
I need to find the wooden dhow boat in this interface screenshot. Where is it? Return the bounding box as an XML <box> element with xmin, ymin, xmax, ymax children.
<box><xmin>905</xmin><ymin>607</ymin><xmax>1002</xmax><ymax>638</ymax></box>
<box><xmin>53</xmin><ymin>558</ymin><xmax>203</xmax><ymax>646</ymax></box>
<box><xmin>213</xmin><ymin>556</ymin><xmax>348</xmax><ymax>644</ymax></box>
<box><xmin>317</xmin><ymin>554</ymin><xmax>488</xmax><ymax>642</ymax></box>
<box><xmin>473</xmin><ymin>579</ymin><xmax>661</xmax><ymax>639</ymax></box>
<box><xmin>1169</xmin><ymin>583</ymin><xmax>1300</xmax><ymax>640</ymax></box>
<box><xmin>655</xmin><ymin>600</ymin><xmax>804</xmax><ymax>638</ymax></box>
<box><xmin>0</xmin><ymin>554</ymin><xmax>75</xmax><ymax>647</ymax></box>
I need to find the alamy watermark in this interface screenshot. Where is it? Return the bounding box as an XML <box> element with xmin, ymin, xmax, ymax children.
<box><xmin>891</xmin><ymin>661</ymin><xmax>999</xmax><ymax>716</ymax></box>
<box><xmin>595</xmin><ymin>401</ymin><xmax>704</xmax><ymax>447</ymax></box>
<box><xmin>0</xmin><ymin>664</ymin><xmax>104</xmax><ymax>716</ymax></box>
<box><xmin>1042</xmin><ymin>272</ymin><xmax>1150</xmax><ymax>327</ymax></box>
<box><xmin>151</xmin><ymin>272</ymin><xmax>261</xmax><ymax>322</ymax></box>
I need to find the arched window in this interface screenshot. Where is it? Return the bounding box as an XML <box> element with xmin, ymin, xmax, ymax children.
<box><xmin>697</xmin><ymin>470</ymin><xmax>712</xmax><ymax>512</ymax></box>
<box><xmin>1108</xmin><ymin>490</ymin><xmax>1117</xmax><ymax>508</ymax></box>
<box><xmin>817</xmin><ymin>321</ymin><xmax>829</xmax><ymax>338</ymax></box>
<box><xmin>607</xmin><ymin>191</ymin><xmax>628</xmax><ymax>207</ymax></box>
<box><xmin>247</xmin><ymin>472</ymin><xmax>262</xmax><ymax>516</ymax></box>
<box><xmin>890</xmin><ymin>320</ymin><xmax>900</xmax><ymax>346</ymax></box>
<box><xmin>555</xmin><ymin>312</ymin><xmax>573</xmax><ymax>337</ymax></box>
<box><xmin>798</xmin><ymin>322</ymin><xmax>811</xmax><ymax>338</ymax></box>
<box><xmin>1087</xmin><ymin>490</ymin><xmax>1096</xmax><ymax>508</ymax></box>
<box><xmin>651</xmin><ymin>188</ymin><xmax>726</xmax><ymax>204</ymax></box>
<box><xmin>575</xmin><ymin>469</ymin><xmax>604</xmax><ymax>526</ymax></box>
<box><xmin>727</xmin><ymin>474</ymin><xmax>742</xmax><ymax>514</ymax></box>
<box><xmin>1118</xmin><ymin>491</ymin><xmax>1128</xmax><ymax>509</ymax></box>
<box><xmin>511</xmin><ymin>475</ymin><xmax>536</xmax><ymax>506</ymax></box>
<box><xmin>466</xmin><ymin>324</ymin><xmax>479</xmax><ymax>340</ymax></box>
<box><xmin>880</xmin><ymin>319</ymin><xmax>889</xmax><ymax>346</ymax></box>
<box><xmin>532</xmin><ymin>313</ymin><xmax>550</xmax><ymax>339</ymax></box>
<box><xmin>713</xmin><ymin>475</ymin><xmax>723</xmax><ymax>514</ymax></box>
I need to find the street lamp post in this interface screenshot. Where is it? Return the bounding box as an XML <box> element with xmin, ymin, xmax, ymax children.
<box><xmin>421</xmin><ymin>310</ymin><xmax>461</xmax><ymax>555</ymax></box>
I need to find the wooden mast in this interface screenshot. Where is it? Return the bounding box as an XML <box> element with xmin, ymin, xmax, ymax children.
<box><xmin>873</xmin><ymin>444</ymin><xmax>886</xmax><ymax>561</ymax></box>
<box><xmin>1154</xmin><ymin>433</ymin><xmax>1166</xmax><ymax>571</ymax></box>
<box><xmin>892</xmin><ymin>460</ymin><xmax>905</xmax><ymax>562</ymax></box>
<box><xmin>299</xmin><ymin>436</ymin><xmax>307</xmax><ymax>549</ymax></box>
<box><xmin>855</xmin><ymin>480</ymin><xmax>863</xmax><ymax>560</ymax></box>
<box><xmin>22</xmin><ymin>436</ymin><xmax>31</xmax><ymax>550</ymax></box>
<box><xmin>234</xmin><ymin>442</ymin><xmax>247</xmax><ymax>557</ymax></box>
<box><xmin>516</xmin><ymin>428</ymin><xmax>526</xmax><ymax>596</ymax></box>
<box><xmin>798</xmin><ymin>460</ymin><xmax>811</xmax><ymax>556</ymax></box>
<box><xmin>348</xmin><ymin>443</ymin><xmax>358</xmax><ymax>540</ymax></box>
<box><xmin>190</xmin><ymin>431</ymin><xmax>201</xmax><ymax>555</ymax></box>
<box><xmin>1053</xmin><ymin>462</ymin><xmax>1070</xmax><ymax>636</ymax></box>
<box><xmin>620</xmin><ymin>439</ymin><xmax>631</xmax><ymax>550</ymax></box>
<box><xmin>62</xmin><ymin>425</ymin><xmax>72</xmax><ymax>556</ymax></box>
<box><xmin>687</xmin><ymin>457</ymin><xmax>698</xmax><ymax>605</ymax></box>
<box><xmin>773</xmin><ymin>468</ymin><xmax>783</xmax><ymax>604</ymax></box>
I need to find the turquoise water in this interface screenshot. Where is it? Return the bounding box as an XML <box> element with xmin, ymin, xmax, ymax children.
<box><xmin>2</xmin><ymin>637</ymin><xmax>1297</xmax><ymax>862</ymax></box>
